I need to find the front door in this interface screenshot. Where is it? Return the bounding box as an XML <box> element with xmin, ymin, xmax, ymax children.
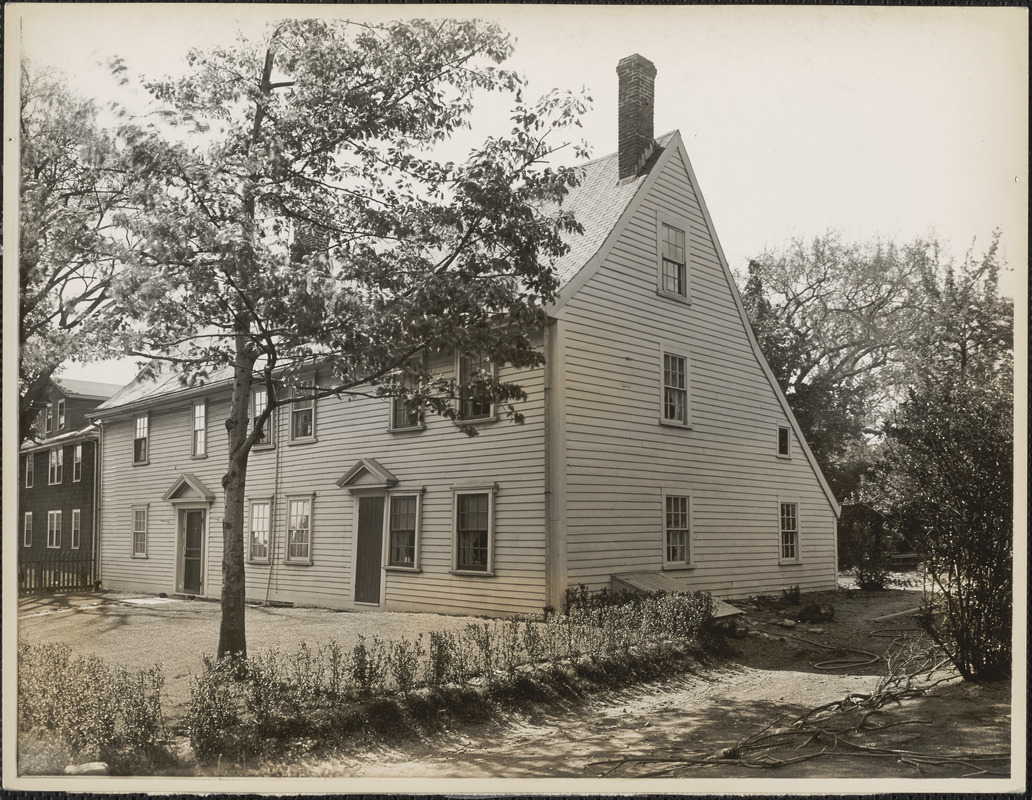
<box><xmin>355</xmin><ymin>496</ymin><xmax>384</xmax><ymax>604</ymax></box>
<box><xmin>183</xmin><ymin>510</ymin><xmax>204</xmax><ymax>594</ymax></box>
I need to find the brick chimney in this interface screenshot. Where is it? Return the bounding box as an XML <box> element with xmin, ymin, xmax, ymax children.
<box><xmin>616</xmin><ymin>54</ymin><xmax>657</xmax><ymax>180</ymax></box>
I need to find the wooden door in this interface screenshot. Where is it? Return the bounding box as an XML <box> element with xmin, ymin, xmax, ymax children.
<box><xmin>183</xmin><ymin>510</ymin><xmax>204</xmax><ymax>594</ymax></box>
<box><xmin>355</xmin><ymin>496</ymin><xmax>384</xmax><ymax>604</ymax></box>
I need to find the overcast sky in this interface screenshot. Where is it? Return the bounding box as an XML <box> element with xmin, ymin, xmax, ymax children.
<box><xmin>7</xmin><ymin>4</ymin><xmax>1027</xmax><ymax>385</ymax></box>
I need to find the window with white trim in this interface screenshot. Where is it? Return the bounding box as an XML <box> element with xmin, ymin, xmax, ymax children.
<box><xmin>656</xmin><ymin>214</ymin><xmax>690</xmax><ymax>302</ymax></box>
<box><xmin>47</xmin><ymin>510</ymin><xmax>62</xmax><ymax>549</ymax></box>
<box><xmin>286</xmin><ymin>497</ymin><xmax>312</xmax><ymax>563</ymax></box>
<box><xmin>48</xmin><ymin>447</ymin><xmax>64</xmax><ymax>484</ymax></box>
<box><xmin>71</xmin><ymin>509</ymin><xmax>82</xmax><ymax>550</ymax></box>
<box><xmin>193</xmin><ymin>401</ymin><xmax>207</xmax><ymax>457</ymax></box>
<box><xmin>661</xmin><ymin>352</ymin><xmax>689</xmax><ymax>426</ymax></box>
<box><xmin>251</xmin><ymin>388</ymin><xmax>273</xmax><ymax>446</ymax></box>
<box><xmin>57</xmin><ymin>399</ymin><xmax>66</xmax><ymax>430</ymax></box>
<box><xmin>133</xmin><ymin>415</ymin><xmax>149</xmax><ymax>464</ymax></box>
<box><xmin>458</xmin><ymin>353</ymin><xmax>495</xmax><ymax>421</ymax></box>
<box><xmin>664</xmin><ymin>494</ymin><xmax>691</xmax><ymax>566</ymax></box>
<box><xmin>249</xmin><ymin>501</ymin><xmax>271</xmax><ymax>562</ymax></box>
<box><xmin>454</xmin><ymin>488</ymin><xmax>494</xmax><ymax>573</ymax></box>
<box><xmin>25</xmin><ymin>454</ymin><xmax>34</xmax><ymax>488</ymax></box>
<box><xmin>132</xmin><ymin>507</ymin><xmax>148</xmax><ymax>556</ymax></box>
<box><xmin>73</xmin><ymin>444</ymin><xmax>83</xmax><ymax>482</ymax></box>
<box><xmin>780</xmin><ymin>502</ymin><xmax>799</xmax><ymax>562</ymax></box>
<box><xmin>45</xmin><ymin>404</ymin><xmax>53</xmax><ymax>433</ymax></box>
<box><xmin>23</xmin><ymin>513</ymin><xmax>32</xmax><ymax>547</ymax></box>
<box><xmin>390</xmin><ymin>367</ymin><xmax>424</xmax><ymax>431</ymax></box>
<box><xmin>388</xmin><ymin>494</ymin><xmax>421</xmax><ymax>568</ymax></box>
<box><xmin>290</xmin><ymin>384</ymin><xmax>315</xmax><ymax>441</ymax></box>
<box><xmin>777</xmin><ymin>426</ymin><xmax>791</xmax><ymax>457</ymax></box>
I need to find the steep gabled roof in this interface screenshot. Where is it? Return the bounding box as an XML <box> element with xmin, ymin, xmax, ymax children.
<box><xmin>90</xmin><ymin>362</ymin><xmax>233</xmax><ymax>417</ymax></box>
<box><xmin>53</xmin><ymin>378</ymin><xmax>123</xmax><ymax>400</ymax></box>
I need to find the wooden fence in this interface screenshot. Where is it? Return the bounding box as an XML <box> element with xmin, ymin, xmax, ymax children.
<box><xmin>18</xmin><ymin>555</ymin><xmax>97</xmax><ymax>595</ymax></box>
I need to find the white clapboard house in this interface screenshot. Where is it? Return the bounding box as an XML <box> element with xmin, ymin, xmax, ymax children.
<box><xmin>89</xmin><ymin>55</ymin><xmax>839</xmax><ymax>615</ymax></box>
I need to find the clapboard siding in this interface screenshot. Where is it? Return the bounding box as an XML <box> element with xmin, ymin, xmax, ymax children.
<box><xmin>98</xmin><ymin>342</ymin><xmax>549</xmax><ymax>616</ymax></box>
<box><xmin>555</xmin><ymin>143</ymin><xmax>837</xmax><ymax>600</ymax></box>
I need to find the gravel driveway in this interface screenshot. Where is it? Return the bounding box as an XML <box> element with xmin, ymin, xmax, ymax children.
<box><xmin>17</xmin><ymin>591</ymin><xmax>487</xmax><ymax>713</ymax></box>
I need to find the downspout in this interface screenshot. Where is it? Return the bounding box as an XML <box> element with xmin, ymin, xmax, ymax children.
<box><xmin>264</xmin><ymin>399</ymin><xmax>282</xmax><ymax>605</ymax></box>
<box><xmin>543</xmin><ymin>320</ymin><xmax>555</xmax><ymax>614</ymax></box>
<box><xmin>93</xmin><ymin>422</ymin><xmax>102</xmax><ymax>588</ymax></box>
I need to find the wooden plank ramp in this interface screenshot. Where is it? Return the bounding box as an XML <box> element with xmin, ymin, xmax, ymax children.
<box><xmin>611</xmin><ymin>572</ymin><xmax>744</xmax><ymax>619</ymax></box>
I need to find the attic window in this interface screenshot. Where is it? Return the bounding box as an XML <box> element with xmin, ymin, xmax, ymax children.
<box><xmin>777</xmin><ymin>426</ymin><xmax>791</xmax><ymax>457</ymax></box>
<box><xmin>656</xmin><ymin>213</ymin><xmax>691</xmax><ymax>304</ymax></box>
<box><xmin>57</xmin><ymin>399</ymin><xmax>66</xmax><ymax>430</ymax></box>
<box><xmin>45</xmin><ymin>404</ymin><xmax>53</xmax><ymax>433</ymax></box>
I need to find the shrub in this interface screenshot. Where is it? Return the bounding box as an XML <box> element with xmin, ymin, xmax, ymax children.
<box><xmin>186</xmin><ymin>655</ymin><xmax>240</xmax><ymax>757</ymax></box>
<box><xmin>388</xmin><ymin>636</ymin><xmax>423</xmax><ymax>696</ymax></box>
<box><xmin>350</xmin><ymin>635</ymin><xmax>387</xmax><ymax>696</ymax></box>
<box><xmin>426</xmin><ymin>631</ymin><xmax>454</xmax><ymax>688</ymax></box>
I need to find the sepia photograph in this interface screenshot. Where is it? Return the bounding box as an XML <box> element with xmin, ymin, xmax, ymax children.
<box><xmin>3</xmin><ymin>3</ymin><xmax>1026</xmax><ymax>794</ymax></box>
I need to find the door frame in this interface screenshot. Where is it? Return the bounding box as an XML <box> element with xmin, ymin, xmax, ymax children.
<box><xmin>173</xmin><ymin>501</ymin><xmax>210</xmax><ymax>596</ymax></box>
<box><xmin>349</xmin><ymin>489</ymin><xmax>387</xmax><ymax>607</ymax></box>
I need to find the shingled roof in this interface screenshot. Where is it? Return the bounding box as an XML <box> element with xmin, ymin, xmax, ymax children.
<box><xmin>53</xmin><ymin>377</ymin><xmax>123</xmax><ymax>400</ymax></box>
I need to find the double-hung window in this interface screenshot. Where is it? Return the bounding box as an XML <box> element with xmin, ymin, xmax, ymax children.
<box><xmin>71</xmin><ymin>509</ymin><xmax>81</xmax><ymax>550</ymax></box>
<box><xmin>458</xmin><ymin>353</ymin><xmax>494</xmax><ymax>421</ymax></box>
<box><xmin>48</xmin><ymin>448</ymin><xmax>64</xmax><ymax>484</ymax></box>
<box><xmin>132</xmin><ymin>507</ymin><xmax>148</xmax><ymax>556</ymax></box>
<box><xmin>45</xmin><ymin>404</ymin><xmax>53</xmax><ymax>434</ymax></box>
<box><xmin>286</xmin><ymin>497</ymin><xmax>312</xmax><ymax>563</ymax></box>
<box><xmin>390</xmin><ymin>366</ymin><xmax>423</xmax><ymax>431</ymax></box>
<box><xmin>252</xmin><ymin>388</ymin><xmax>272</xmax><ymax>446</ymax></box>
<box><xmin>780</xmin><ymin>502</ymin><xmax>799</xmax><ymax>562</ymax></box>
<box><xmin>249</xmin><ymin>501</ymin><xmax>271</xmax><ymax>562</ymax></box>
<box><xmin>661</xmin><ymin>351</ymin><xmax>690</xmax><ymax>426</ymax></box>
<box><xmin>453</xmin><ymin>487</ymin><xmax>495</xmax><ymax>574</ymax></box>
<box><xmin>23</xmin><ymin>513</ymin><xmax>32</xmax><ymax>547</ymax></box>
<box><xmin>134</xmin><ymin>415</ymin><xmax>149</xmax><ymax>464</ymax></box>
<box><xmin>388</xmin><ymin>494</ymin><xmax>421</xmax><ymax>569</ymax></box>
<box><xmin>656</xmin><ymin>214</ymin><xmax>690</xmax><ymax>302</ymax></box>
<box><xmin>73</xmin><ymin>444</ymin><xmax>83</xmax><ymax>482</ymax></box>
<box><xmin>25</xmin><ymin>454</ymin><xmax>34</xmax><ymax>488</ymax></box>
<box><xmin>193</xmin><ymin>402</ymin><xmax>207</xmax><ymax>457</ymax></box>
<box><xmin>290</xmin><ymin>384</ymin><xmax>315</xmax><ymax>441</ymax></box>
<box><xmin>664</xmin><ymin>494</ymin><xmax>692</xmax><ymax>567</ymax></box>
<box><xmin>47</xmin><ymin>510</ymin><xmax>62</xmax><ymax>549</ymax></box>
<box><xmin>57</xmin><ymin>399</ymin><xmax>66</xmax><ymax>430</ymax></box>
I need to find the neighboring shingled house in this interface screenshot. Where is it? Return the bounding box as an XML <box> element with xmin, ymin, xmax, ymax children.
<box><xmin>18</xmin><ymin>378</ymin><xmax>122</xmax><ymax>591</ymax></box>
<box><xmin>88</xmin><ymin>55</ymin><xmax>839</xmax><ymax>615</ymax></box>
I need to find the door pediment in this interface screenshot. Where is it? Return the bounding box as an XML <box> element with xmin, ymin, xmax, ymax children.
<box><xmin>336</xmin><ymin>458</ymin><xmax>398</xmax><ymax>491</ymax></box>
<box><xmin>162</xmin><ymin>473</ymin><xmax>216</xmax><ymax>503</ymax></box>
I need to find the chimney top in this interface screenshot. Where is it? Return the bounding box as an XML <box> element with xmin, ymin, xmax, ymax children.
<box><xmin>616</xmin><ymin>54</ymin><xmax>658</xmax><ymax>181</ymax></box>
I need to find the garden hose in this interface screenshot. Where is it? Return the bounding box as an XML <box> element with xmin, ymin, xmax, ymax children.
<box><xmin>743</xmin><ymin>618</ymin><xmax>881</xmax><ymax>671</ymax></box>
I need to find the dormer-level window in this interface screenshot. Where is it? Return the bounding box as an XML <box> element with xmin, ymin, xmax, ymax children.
<box><xmin>44</xmin><ymin>404</ymin><xmax>53</xmax><ymax>433</ymax></box>
<box><xmin>458</xmin><ymin>353</ymin><xmax>495</xmax><ymax>421</ymax></box>
<box><xmin>656</xmin><ymin>213</ymin><xmax>691</xmax><ymax>303</ymax></box>
<box><xmin>57</xmin><ymin>399</ymin><xmax>66</xmax><ymax>430</ymax></box>
<box><xmin>134</xmin><ymin>415</ymin><xmax>149</xmax><ymax>464</ymax></box>
<box><xmin>777</xmin><ymin>426</ymin><xmax>791</xmax><ymax>457</ymax></box>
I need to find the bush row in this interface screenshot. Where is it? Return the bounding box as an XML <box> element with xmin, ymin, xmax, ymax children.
<box><xmin>188</xmin><ymin>591</ymin><xmax>714</xmax><ymax>757</ymax></box>
<box><xmin>18</xmin><ymin>643</ymin><xmax>173</xmax><ymax>773</ymax></box>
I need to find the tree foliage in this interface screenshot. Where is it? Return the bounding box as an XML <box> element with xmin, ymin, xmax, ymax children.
<box><xmin>874</xmin><ymin>239</ymin><xmax>1013</xmax><ymax>681</ymax></box>
<box><xmin>109</xmin><ymin>19</ymin><xmax>590</xmax><ymax>657</ymax></box>
<box><xmin>18</xmin><ymin>63</ymin><xmax>131</xmax><ymax>440</ymax></box>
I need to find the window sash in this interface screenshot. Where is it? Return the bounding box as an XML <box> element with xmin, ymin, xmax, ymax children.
<box><xmin>287</xmin><ymin>499</ymin><xmax>311</xmax><ymax>561</ymax></box>
<box><xmin>49</xmin><ymin>448</ymin><xmax>64</xmax><ymax>484</ymax></box>
<box><xmin>665</xmin><ymin>495</ymin><xmax>690</xmax><ymax>564</ymax></box>
<box><xmin>45</xmin><ymin>404</ymin><xmax>53</xmax><ymax>433</ymax></box>
<box><xmin>252</xmin><ymin>388</ymin><xmax>271</xmax><ymax>445</ymax></box>
<box><xmin>193</xmin><ymin>403</ymin><xmax>206</xmax><ymax>456</ymax></box>
<box><xmin>133</xmin><ymin>508</ymin><xmax>148</xmax><ymax>555</ymax></box>
<box><xmin>291</xmin><ymin>385</ymin><xmax>315</xmax><ymax>440</ymax></box>
<box><xmin>249</xmin><ymin>502</ymin><xmax>271</xmax><ymax>561</ymax></box>
<box><xmin>780</xmin><ymin>502</ymin><xmax>798</xmax><ymax>560</ymax></box>
<box><xmin>660</xmin><ymin>223</ymin><xmax>687</xmax><ymax>296</ymax></box>
<box><xmin>47</xmin><ymin>511</ymin><xmax>62</xmax><ymax>549</ymax></box>
<box><xmin>24</xmin><ymin>513</ymin><xmax>32</xmax><ymax>547</ymax></box>
<box><xmin>73</xmin><ymin>445</ymin><xmax>83</xmax><ymax>482</ymax></box>
<box><xmin>57</xmin><ymin>399</ymin><xmax>66</xmax><ymax>430</ymax></box>
<box><xmin>456</xmin><ymin>493</ymin><xmax>490</xmax><ymax>571</ymax></box>
<box><xmin>71</xmin><ymin>510</ymin><xmax>81</xmax><ymax>550</ymax></box>
<box><xmin>459</xmin><ymin>354</ymin><xmax>493</xmax><ymax>420</ymax></box>
<box><xmin>134</xmin><ymin>416</ymin><xmax>149</xmax><ymax>463</ymax></box>
<box><xmin>25</xmin><ymin>455</ymin><xmax>34</xmax><ymax>488</ymax></box>
<box><xmin>663</xmin><ymin>354</ymin><xmax>688</xmax><ymax>423</ymax></box>
<box><xmin>388</xmin><ymin>495</ymin><xmax>418</xmax><ymax>567</ymax></box>
<box><xmin>390</xmin><ymin>369</ymin><xmax>422</xmax><ymax>430</ymax></box>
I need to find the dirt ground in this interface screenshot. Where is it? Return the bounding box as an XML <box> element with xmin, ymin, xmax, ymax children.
<box><xmin>17</xmin><ymin>582</ymin><xmax>1015</xmax><ymax>782</ymax></box>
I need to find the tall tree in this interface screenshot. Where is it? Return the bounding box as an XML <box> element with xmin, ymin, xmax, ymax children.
<box><xmin>110</xmin><ymin>19</ymin><xmax>588</xmax><ymax>658</ymax></box>
<box><xmin>741</xmin><ymin>233</ymin><xmax>930</xmax><ymax>499</ymax></box>
<box><xmin>19</xmin><ymin>63</ymin><xmax>131</xmax><ymax>440</ymax></box>
<box><xmin>874</xmin><ymin>236</ymin><xmax>1013</xmax><ymax>680</ymax></box>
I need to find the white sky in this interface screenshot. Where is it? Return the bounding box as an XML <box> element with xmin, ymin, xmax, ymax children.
<box><xmin>6</xmin><ymin>3</ymin><xmax>1028</xmax><ymax>385</ymax></box>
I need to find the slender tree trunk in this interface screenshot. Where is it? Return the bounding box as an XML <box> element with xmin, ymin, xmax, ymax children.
<box><xmin>19</xmin><ymin>365</ymin><xmax>59</xmax><ymax>442</ymax></box>
<box><xmin>217</xmin><ymin>338</ymin><xmax>256</xmax><ymax>659</ymax></box>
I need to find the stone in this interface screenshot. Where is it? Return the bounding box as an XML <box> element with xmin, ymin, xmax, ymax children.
<box><xmin>747</xmin><ymin>629</ymin><xmax>764</xmax><ymax>638</ymax></box>
<box><xmin>64</xmin><ymin>762</ymin><xmax>109</xmax><ymax>776</ymax></box>
<box><xmin>781</xmin><ymin>620</ymin><xmax>796</xmax><ymax>629</ymax></box>
<box><xmin>809</xmin><ymin>628</ymin><xmax>824</xmax><ymax>635</ymax></box>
